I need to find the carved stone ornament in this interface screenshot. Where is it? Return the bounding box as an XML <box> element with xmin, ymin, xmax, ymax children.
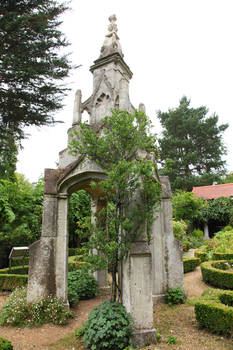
<box><xmin>100</xmin><ymin>14</ymin><xmax>123</xmax><ymax>58</ymax></box>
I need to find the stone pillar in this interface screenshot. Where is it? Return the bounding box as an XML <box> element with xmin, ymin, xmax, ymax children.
<box><xmin>72</xmin><ymin>89</ymin><xmax>82</xmax><ymax>125</ymax></box>
<box><xmin>121</xmin><ymin>240</ymin><xmax>156</xmax><ymax>347</ymax></box>
<box><xmin>150</xmin><ymin>176</ymin><xmax>184</xmax><ymax>304</ymax></box>
<box><xmin>204</xmin><ymin>223</ymin><xmax>209</xmax><ymax>240</ymax></box>
<box><xmin>27</xmin><ymin>194</ymin><xmax>58</xmax><ymax>302</ymax></box>
<box><xmin>55</xmin><ymin>193</ymin><xmax>69</xmax><ymax>301</ymax></box>
<box><xmin>91</xmin><ymin>197</ymin><xmax>108</xmax><ymax>290</ymax></box>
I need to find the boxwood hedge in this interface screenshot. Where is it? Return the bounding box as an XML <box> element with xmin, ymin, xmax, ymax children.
<box><xmin>183</xmin><ymin>257</ymin><xmax>200</xmax><ymax>273</ymax></box>
<box><xmin>194</xmin><ymin>249</ymin><xmax>209</xmax><ymax>262</ymax></box>
<box><xmin>201</xmin><ymin>260</ymin><xmax>233</xmax><ymax>289</ymax></box>
<box><xmin>195</xmin><ymin>288</ymin><xmax>233</xmax><ymax>335</ymax></box>
<box><xmin>212</xmin><ymin>252</ymin><xmax>233</xmax><ymax>260</ymax></box>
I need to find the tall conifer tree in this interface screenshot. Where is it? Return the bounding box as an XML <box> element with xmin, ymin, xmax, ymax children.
<box><xmin>158</xmin><ymin>97</ymin><xmax>228</xmax><ymax>191</ymax></box>
<box><xmin>0</xmin><ymin>0</ymin><xmax>73</xmax><ymax>178</ymax></box>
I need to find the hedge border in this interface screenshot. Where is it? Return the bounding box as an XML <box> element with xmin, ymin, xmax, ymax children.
<box><xmin>183</xmin><ymin>257</ymin><xmax>200</xmax><ymax>273</ymax></box>
<box><xmin>201</xmin><ymin>260</ymin><xmax>233</xmax><ymax>289</ymax></box>
<box><xmin>212</xmin><ymin>252</ymin><xmax>233</xmax><ymax>260</ymax></box>
<box><xmin>195</xmin><ymin>288</ymin><xmax>233</xmax><ymax>335</ymax></box>
<box><xmin>194</xmin><ymin>249</ymin><xmax>209</xmax><ymax>262</ymax></box>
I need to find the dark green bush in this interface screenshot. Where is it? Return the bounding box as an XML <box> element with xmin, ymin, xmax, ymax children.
<box><xmin>10</xmin><ymin>257</ymin><xmax>29</xmax><ymax>267</ymax></box>
<box><xmin>201</xmin><ymin>260</ymin><xmax>233</xmax><ymax>289</ymax></box>
<box><xmin>83</xmin><ymin>300</ymin><xmax>133</xmax><ymax>350</ymax></box>
<box><xmin>0</xmin><ymin>274</ymin><xmax>28</xmax><ymax>291</ymax></box>
<box><xmin>68</xmin><ymin>270</ymin><xmax>98</xmax><ymax>306</ymax></box>
<box><xmin>183</xmin><ymin>257</ymin><xmax>200</xmax><ymax>273</ymax></box>
<box><xmin>212</xmin><ymin>252</ymin><xmax>233</xmax><ymax>260</ymax></box>
<box><xmin>194</xmin><ymin>249</ymin><xmax>209</xmax><ymax>262</ymax></box>
<box><xmin>0</xmin><ymin>266</ymin><xmax>28</xmax><ymax>275</ymax></box>
<box><xmin>195</xmin><ymin>288</ymin><xmax>233</xmax><ymax>335</ymax></box>
<box><xmin>0</xmin><ymin>287</ymin><xmax>74</xmax><ymax>327</ymax></box>
<box><xmin>0</xmin><ymin>338</ymin><xmax>13</xmax><ymax>350</ymax></box>
<box><xmin>165</xmin><ymin>287</ymin><xmax>185</xmax><ymax>306</ymax></box>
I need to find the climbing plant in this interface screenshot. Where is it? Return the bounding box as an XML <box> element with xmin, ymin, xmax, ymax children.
<box><xmin>69</xmin><ymin>109</ymin><xmax>161</xmax><ymax>301</ymax></box>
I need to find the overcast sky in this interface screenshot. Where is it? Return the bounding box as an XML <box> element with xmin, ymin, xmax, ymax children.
<box><xmin>17</xmin><ymin>0</ymin><xmax>233</xmax><ymax>183</ymax></box>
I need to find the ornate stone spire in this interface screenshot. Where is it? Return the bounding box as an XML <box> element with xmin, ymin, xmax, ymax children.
<box><xmin>100</xmin><ymin>14</ymin><xmax>123</xmax><ymax>58</ymax></box>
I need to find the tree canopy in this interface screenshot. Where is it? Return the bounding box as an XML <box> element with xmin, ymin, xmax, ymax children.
<box><xmin>158</xmin><ymin>97</ymin><xmax>228</xmax><ymax>191</ymax></box>
<box><xmin>0</xmin><ymin>0</ymin><xmax>73</xmax><ymax>179</ymax></box>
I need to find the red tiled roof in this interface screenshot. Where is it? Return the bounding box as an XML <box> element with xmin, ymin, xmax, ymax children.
<box><xmin>192</xmin><ymin>183</ymin><xmax>233</xmax><ymax>200</ymax></box>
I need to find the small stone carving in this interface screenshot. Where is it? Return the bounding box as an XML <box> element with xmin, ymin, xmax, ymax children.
<box><xmin>100</xmin><ymin>14</ymin><xmax>123</xmax><ymax>58</ymax></box>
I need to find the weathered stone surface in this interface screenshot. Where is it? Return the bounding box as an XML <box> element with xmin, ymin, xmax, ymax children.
<box><xmin>132</xmin><ymin>329</ymin><xmax>157</xmax><ymax>348</ymax></box>
<box><xmin>41</xmin><ymin>194</ymin><xmax>58</xmax><ymax>237</ymax></box>
<box><xmin>27</xmin><ymin>238</ymin><xmax>56</xmax><ymax>302</ymax></box>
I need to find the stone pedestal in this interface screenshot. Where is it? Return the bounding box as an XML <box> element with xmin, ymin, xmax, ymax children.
<box><xmin>150</xmin><ymin>176</ymin><xmax>184</xmax><ymax>304</ymax></box>
<box><xmin>121</xmin><ymin>241</ymin><xmax>156</xmax><ymax>347</ymax></box>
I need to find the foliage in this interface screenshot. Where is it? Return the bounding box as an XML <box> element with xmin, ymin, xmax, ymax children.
<box><xmin>69</xmin><ymin>109</ymin><xmax>161</xmax><ymax>301</ymax></box>
<box><xmin>165</xmin><ymin>287</ymin><xmax>185</xmax><ymax>306</ymax></box>
<box><xmin>82</xmin><ymin>300</ymin><xmax>133</xmax><ymax>350</ymax></box>
<box><xmin>194</xmin><ymin>249</ymin><xmax>209</xmax><ymax>262</ymax></box>
<box><xmin>158</xmin><ymin>96</ymin><xmax>228</xmax><ymax>191</ymax></box>
<box><xmin>201</xmin><ymin>197</ymin><xmax>233</xmax><ymax>226</ymax></box>
<box><xmin>172</xmin><ymin>191</ymin><xmax>204</xmax><ymax>223</ymax></box>
<box><xmin>192</xmin><ymin>228</ymin><xmax>204</xmax><ymax>239</ymax></box>
<box><xmin>0</xmin><ymin>0</ymin><xmax>73</xmax><ymax>178</ymax></box>
<box><xmin>68</xmin><ymin>191</ymin><xmax>91</xmax><ymax>248</ymax></box>
<box><xmin>0</xmin><ymin>273</ymin><xmax>28</xmax><ymax>291</ymax></box>
<box><xmin>172</xmin><ymin>220</ymin><xmax>187</xmax><ymax>241</ymax></box>
<box><xmin>166</xmin><ymin>335</ymin><xmax>178</xmax><ymax>344</ymax></box>
<box><xmin>0</xmin><ymin>175</ymin><xmax>43</xmax><ymax>268</ymax></box>
<box><xmin>0</xmin><ymin>287</ymin><xmax>74</xmax><ymax>327</ymax></box>
<box><xmin>195</xmin><ymin>288</ymin><xmax>233</xmax><ymax>335</ymax></box>
<box><xmin>183</xmin><ymin>257</ymin><xmax>200</xmax><ymax>273</ymax></box>
<box><xmin>68</xmin><ymin>269</ymin><xmax>98</xmax><ymax>306</ymax></box>
<box><xmin>201</xmin><ymin>260</ymin><xmax>233</xmax><ymax>290</ymax></box>
<box><xmin>196</xmin><ymin>230</ymin><xmax>233</xmax><ymax>261</ymax></box>
<box><xmin>0</xmin><ymin>338</ymin><xmax>13</xmax><ymax>350</ymax></box>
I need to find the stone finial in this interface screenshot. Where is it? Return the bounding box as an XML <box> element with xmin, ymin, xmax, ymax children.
<box><xmin>139</xmin><ymin>103</ymin><xmax>146</xmax><ymax>114</ymax></box>
<box><xmin>72</xmin><ymin>89</ymin><xmax>82</xmax><ymax>125</ymax></box>
<box><xmin>100</xmin><ymin>14</ymin><xmax>123</xmax><ymax>58</ymax></box>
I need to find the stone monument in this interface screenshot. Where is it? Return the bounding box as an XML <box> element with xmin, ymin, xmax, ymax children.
<box><xmin>27</xmin><ymin>15</ymin><xmax>184</xmax><ymax>347</ymax></box>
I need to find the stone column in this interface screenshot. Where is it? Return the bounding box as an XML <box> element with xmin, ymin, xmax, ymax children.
<box><xmin>91</xmin><ymin>197</ymin><xmax>108</xmax><ymax>291</ymax></box>
<box><xmin>55</xmin><ymin>193</ymin><xmax>69</xmax><ymax>302</ymax></box>
<box><xmin>27</xmin><ymin>194</ymin><xmax>58</xmax><ymax>302</ymax></box>
<box><xmin>72</xmin><ymin>89</ymin><xmax>82</xmax><ymax>125</ymax></box>
<box><xmin>121</xmin><ymin>239</ymin><xmax>156</xmax><ymax>347</ymax></box>
<box><xmin>204</xmin><ymin>223</ymin><xmax>210</xmax><ymax>240</ymax></box>
<box><xmin>150</xmin><ymin>176</ymin><xmax>184</xmax><ymax>304</ymax></box>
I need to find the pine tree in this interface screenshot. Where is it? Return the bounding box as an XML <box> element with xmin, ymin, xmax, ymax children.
<box><xmin>0</xmin><ymin>0</ymin><xmax>73</xmax><ymax>178</ymax></box>
<box><xmin>158</xmin><ymin>97</ymin><xmax>228</xmax><ymax>191</ymax></box>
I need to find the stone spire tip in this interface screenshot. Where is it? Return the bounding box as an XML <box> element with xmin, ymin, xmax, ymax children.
<box><xmin>99</xmin><ymin>14</ymin><xmax>123</xmax><ymax>58</ymax></box>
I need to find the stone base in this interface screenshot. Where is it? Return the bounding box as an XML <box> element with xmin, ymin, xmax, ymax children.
<box><xmin>132</xmin><ymin>328</ymin><xmax>156</xmax><ymax>348</ymax></box>
<box><xmin>152</xmin><ymin>293</ymin><xmax>166</xmax><ymax>305</ymax></box>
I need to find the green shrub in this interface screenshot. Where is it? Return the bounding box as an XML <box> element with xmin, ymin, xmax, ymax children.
<box><xmin>0</xmin><ymin>266</ymin><xmax>28</xmax><ymax>275</ymax></box>
<box><xmin>68</xmin><ymin>270</ymin><xmax>98</xmax><ymax>306</ymax></box>
<box><xmin>212</xmin><ymin>252</ymin><xmax>233</xmax><ymax>260</ymax></box>
<box><xmin>83</xmin><ymin>300</ymin><xmax>133</xmax><ymax>350</ymax></box>
<box><xmin>182</xmin><ymin>235</ymin><xmax>204</xmax><ymax>251</ymax></box>
<box><xmin>10</xmin><ymin>257</ymin><xmax>29</xmax><ymax>267</ymax></box>
<box><xmin>166</xmin><ymin>335</ymin><xmax>178</xmax><ymax>344</ymax></box>
<box><xmin>183</xmin><ymin>257</ymin><xmax>200</xmax><ymax>273</ymax></box>
<box><xmin>173</xmin><ymin>220</ymin><xmax>187</xmax><ymax>241</ymax></box>
<box><xmin>165</xmin><ymin>287</ymin><xmax>185</xmax><ymax>306</ymax></box>
<box><xmin>192</xmin><ymin>228</ymin><xmax>204</xmax><ymax>238</ymax></box>
<box><xmin>0</xmin><ymin>287</ymin><xmax>74</xmax><ymax>327</ymax></box>
<box><xmin>0</xmin><ymin>338</ymin><xmax>13</xmax><ymax>350</ymax></box>
<box><xmin>201</xmin><ymin>260</ymin><xmax>233</xmax><ymax>289</ymax></box>
<box><xmin>0</xmin><ymin>274</ymin><xmax>28</xmax><ymax>291</ymax></box>
<box><xmin>222</xmin><ymin>225</ymin><xmax>233</xmax><ymax>232</ymax></box>
<box><xmin>195</xmin><ymin>288</ymin><xmax>233</xmax><ymax>335</ymax></box>
<box><xmin>194</xmin><ymin>249</ymin><xmax>209</xmax><ymax>262</ymax></box>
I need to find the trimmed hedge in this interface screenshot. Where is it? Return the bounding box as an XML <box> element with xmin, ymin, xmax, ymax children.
<box><xmin>212</xmin><ymin>252</ymin><xmax>233</xmax><ymax>260</ymax></box>
<box><xmin>201</xmin><ymin>260</ymin><xmax>233</xmax><ymax>289</ymax></box>
<box><xmin>183</xmin><ymin>257</ymin><xmax>200</xmax><ymax>273</ymax></box>
<box><xmin>195</xmin><ymin>288</ymin><xmax>233</xmax><ymax>335</ymax></box>
<box><xmin>194</xmin><ymin>249</ymin><xmax>209</xmax><ymax>262</ymax></box>
<box><xmin>0</xmin><ymin>266</ymin><xmax>28</xmax><ymax>275</ymax></box>
<box><xmin>0</xmin><ymin>274</ymin><xmax>28</xmax><ymax>291</ymax></box>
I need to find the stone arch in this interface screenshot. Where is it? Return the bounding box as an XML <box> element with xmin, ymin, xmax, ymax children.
<box><xmin>27</xmin><ymin>164</ymin><xmax>108</xmax><ymax>303</ymax></box>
